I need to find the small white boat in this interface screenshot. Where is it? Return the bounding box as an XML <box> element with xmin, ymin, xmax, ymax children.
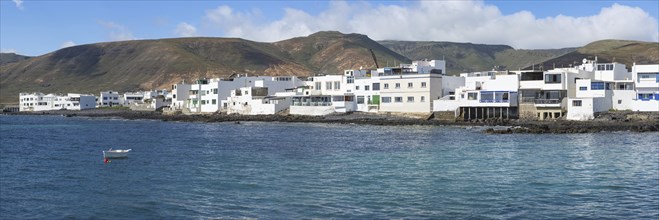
<box><xmin>103</xmin><ymin>148</ymin><xmax>131</xmax><ymax>158</ymax></box>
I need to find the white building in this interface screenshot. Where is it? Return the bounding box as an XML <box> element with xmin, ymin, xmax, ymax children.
<box><xmin>565</xmin><ymin>60</ymin><xmax>639</xmax><ymax>120</ymax></box>
<box><xmin>122</xmin><ymin>92</ymin><xmax>145</xmax><ymax>105</ymax></box>
<box><xmin>378</xmin><ymin>63</ymin><xmax>463</xmax><ymax>113</ymax></box>
<box><xmin>291</xmin><ymin>60</ymin><xmax>460</xmax><ymax>115</ymax></box>
<box><xmin>353</xmin><ymin>69</ymin><xmax>382</xmax><ymax>113</ymax></box>
<box><xmin>19</xmin><ymin>93</ymin><xmax>95</xmax><ymax>112</ymax></box>
<box><xmin>434</xmin><ymin>71</ymin><xmax>519</xmax><ymax>120</ymax></box>
<box><xmin>632</xmin><ymin>64</ymin><xmax>659</xmax><ymax>111</ymax></box>
<box><xmin>169</xmin><ymin>82</ymin><xmax>191</xmax><ymax>111</ymax></box>
<box><xmin>290</xmin><ymin>74</ymin><xmax>355</xmax><ymax>116</ymax></box>
<box><xmin>176</xmin><ymin>76</ymin><xmax>305</xmax><ymax>114</ymax></box>
<box><xmin>98</xmin><ymin>91</ymin><xmax>121</xmax><ymax>107</ymax></box>
<box><xmin>225</xmin><ymin>87</ymin><xmax>291</xmax><ymax>115</ymax></box>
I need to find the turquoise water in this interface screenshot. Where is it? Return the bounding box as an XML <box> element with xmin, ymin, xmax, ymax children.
<box><xmin>1</xmin><ymin>115</ymin><xmax>657</xmax><ymax>219</ymax></box>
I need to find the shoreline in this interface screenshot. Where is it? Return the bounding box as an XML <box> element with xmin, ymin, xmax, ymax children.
<box><xmin>4</xmin><ymin>109</ymin><xmax>659</xmax><ymax>134</ymax></box>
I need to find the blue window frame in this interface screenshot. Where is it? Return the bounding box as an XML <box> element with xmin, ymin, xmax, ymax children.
<box><xmin>579</xmin><ymin>87</ymin><xmax>587</xmax><ymax>91</ymax></box>
<box><xmin>638</xmin><ymin>93</ymin><xmax>654</xmax><ymax>101</ymax></box>
<box><xmin>591</xmin><ymin>82</ymin><xmax>605</xmax><ymax>90</ymax></box>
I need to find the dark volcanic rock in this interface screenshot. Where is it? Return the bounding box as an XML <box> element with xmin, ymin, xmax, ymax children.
<box><xmin>5</xmin><ymin>109</ymin><xmax>659</xmax><ymax>134</ymax></box>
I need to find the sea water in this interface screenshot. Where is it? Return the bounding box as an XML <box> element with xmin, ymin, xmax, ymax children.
<box><xmin>1</xmin><ymin>115</ymin><xmax>657</xmax><ymax>219</ymax></box>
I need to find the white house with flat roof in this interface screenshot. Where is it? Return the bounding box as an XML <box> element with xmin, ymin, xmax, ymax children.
<box><xmin>434</xmin><ymin>71</ymin><xmax>519</xmax><ymax>120</ymax></box>
<box><xmin>632</xmin><ymin>64</ymin><xmax>659</xmax><ymax>111</ymax></box>
<box><xmin>169</xmin><ymin>82</ymin><xmax>191</xmax><ymax>111</ymax></box>
<box><xmin>290</xmin><ymin>74</ymin><xmax>356</xmax><ymax>115</ymax></box>
<box><xmin>225</xmin><ymin>87</ymin><xmax>292</xmax><ymax>115</ymax></box>
<box><xmin>19</xmin><ymin>93</ymin><xmax>95</xmax><ymax>112</ymax></box>
<box><xmin>354</xmin><ymin>74</ymin><xmax>382</xmax><ymax>113</ymax></box>
<box><xmin>175</xmin><ymin>76</ymin><xmax>305</xmax><ymax>114</ymax></box>
<box><xmin>378</xmin><ymin>64</ymin><xmax>462</xmax><ymax>113</ymax></box>
<box><xmin>98</xmin><ymin>91</ymin><xmax>121</xmax><ymax>107</ymax></box>
<box><xmin>565</xmin><ymin>59</ymin><xmax>641</xmax><ymax>120</ymax></box>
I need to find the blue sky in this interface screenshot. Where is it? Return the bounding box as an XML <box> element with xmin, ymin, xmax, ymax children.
<box><xmin>1</xmin><ymin>0</ymin><xmax>658</xmax><ymax>56</ymax></box>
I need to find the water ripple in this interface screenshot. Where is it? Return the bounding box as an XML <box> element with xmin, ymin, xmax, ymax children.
<box><xmin>0</xmin><ymin>115</ymin><xmax>657</xmax><ymax>219</ymax></box>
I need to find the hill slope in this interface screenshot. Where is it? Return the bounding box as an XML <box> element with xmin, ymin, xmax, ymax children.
<box><xmin>527</xmin><ymin>40</ymin><xmax>659</xmax><ymax>70</ymax></box>
<box><xmin>2</xmin><ymin>34</ymin><xmax>657</xmax><ymax>104</ymax></box>
<box><xmin>276</xmin><ymin>31</ymin><xmax>410</xmax><ymax>74</ymax></box>
<box><xmin>0</xmin><ymin>53</ymin><xmax>31</xmax><ymax>65</ymax></box>
<box><xmin>379</xmin><ymin>41</ymin><xmax>575</xmax><ymax>74</ymax></box>
<box><xmin>0</xmin><ymin>32</ymin><xmax>408</xmax><ymax>104</ymax></box>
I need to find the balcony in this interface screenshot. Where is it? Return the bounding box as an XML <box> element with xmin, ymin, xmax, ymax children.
<box><xmin>534</xmin><ymin>99</ymin><xmax>563</xmax><ymax>107</ymax></box>
<box><xmin>292</xmin><ymin>101</ymin><xmax>332</xmax><ymax>106</ymax></box>
<box><xmin>534</xmin><ymin>99</ymin><xmax>561</xmax><ymax>104</ymax></box>
<box><xmin>479</xmin><ymin>99</ymin><xmax>510</xmax><ymax>103</ymax></box>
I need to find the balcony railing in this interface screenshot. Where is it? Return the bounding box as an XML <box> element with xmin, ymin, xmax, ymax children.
<box><xmin>534</xmin><ymin>99</ymin><xmax>562</xmax><ymax>104</ymax></box>
<box><xmin>479</xmin><ymin>99</ymin><xmax>510</xmax><ymax>103</ymax></box>
<box><xmin>292</xmin><ymin>102</ymin><xmax>332</xmax><ymax>106</ymax></box>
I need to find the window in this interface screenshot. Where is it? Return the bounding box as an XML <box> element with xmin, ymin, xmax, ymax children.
<box><xmin>572</xmin><ymin>100</ymin><xmax>582</xmax><ymax>107</ymax></box>
<box><xmin>579</xmin><ymin>87</ymin><xmax>587</xmax><ymax>91</ymax></box>
<box><xmin>591</xmin><ymin>82</ymin><xmax>605</xmax><ymax>90</ymax></box>
<box><xmin>103</xmin><ymin>97</ymin><xmax>108</xmax><ymax>100</ymax></box>
<box><xmin>334</xmin><ymin>81</ymin><xmax>340</xmax><ymax>90</ymax></box>
<box><xmin>394</xmin><ymin>97</ymin><xmax>403</xmax><ymax>103</ymax></box>
<box><xmin>212</xmin><ymin>89</ymin><xmax>218</xmax><ymax>94</ymax></box>
<box><xmin>638</xmin><ymin>93</ymin><xmax>653</xmax><ymax>100</ymax></box>
<box><xmin>372</xmin><ymin>83</ymin><xmax>380</xmax><ymax>91</ymax></box>
<box><xmin>356</xmin><ymin>86</ymin><xmax>360</xmax><ymax>90</ymax></box>
<box><xmin>421</xmin><ymin>82</ymin><xmax>427</xmax><ymax>88</ymax></box>
<box><xmin>384</xmin><ymin>83</ymin><xmax>389</xmax><ymax>89</ymax></box>
<box><xmin>618</xmin><ymin>100</ymin><xmax>622</xmax><ymax>104</ymax></box>
<box><xmin>407</xmin><ymin>96</ymin><xmax>414</xmax><ymax>102</ymax></box>
<box><xmin>315</xmin><ymin>82</ymin><xmax>321</xmax><ymax>90</ymax></box>
<box><xmin>421</xmin><ymin>96</ymin><xmax>425</xmax><ymax>102</ymax></box>
<box><xmin>212</xmin><ymin>99</ymin><xmax>216</xmax><ymax>105</ymax></box>
<box><xmin>201</xmin><ymin>100</ymin><xmax>206</xmax><ymax>105</ymax></box>
<box><xmin>347</xmin><ymin>76</ymin><xmax>354</xmax><ymax>84</ymax></box>
<box><xmin>408</xmin><ymin>82</ymin><xmax>413</xmax><ymax>88</ymax></box>
<box><xmin>597</xmin><ymin>64</ymin><xmax>614</xmax><ymax>71</ymax></box>
<box><xmin>395</xmin><ymin>83</ymin><xmax>400</xmax><ymax>89</ymax></box>
<box><xmin>365</xmin><ymin>85</ymin><xmax>370</xmax><ymax>91</ymax></box>
<box><xmin>382</xmin><ymin>97</ymin><xmax>391</xmax><ymax>103</ymax></box>
<box><xmin>467</xmin><ymin>93</ymin><xmax>477</xmax><ymax>100</ymax></box>
<box><xmin>357</xmin><ymin>96</ymin><xmax>365</xmax><ymax>104</ymax></box>
<box><xmin>326</xmin><ymin>82</ymin><xmax>332</xmax><ymax>90</ymax></box>
<box><xmin>544</xmin><ymin>74</ymin><xmax>561</xmax><ymax>84</ymax></box>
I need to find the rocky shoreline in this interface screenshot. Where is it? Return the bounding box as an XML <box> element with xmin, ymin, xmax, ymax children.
<box><xmin>5</xmin><ymin>109</ymin><xmax>659</xmax><ymax>134</ymax></box>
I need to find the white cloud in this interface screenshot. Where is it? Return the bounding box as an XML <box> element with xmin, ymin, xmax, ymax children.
<box><xmin>98</xmin><ymin>21</ymin><xmax>136</xmax><ymax>41</ymax></box>
<box><xmin>12</xmin><ymin>0</ymin><xmax>23</xmax><ymax>10</ymax></box>
<box><xmin>1</xmin><ymin>48</ymin><xmax>18</xmax><ymax>54</ymax></box>
<box><xmin>175</xmin><ymin>22</ymin><xmax>198</xmax><ymax>37</ymax></box>
<box><xmin>60</xmin><ymin>41</ymin><xmax>76</xmax><ymax>49</ymax></box>
<box><xmin>201</xmin><ymin>1</ymin><xmax>658</xmax><ymax>49</ymax></box>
